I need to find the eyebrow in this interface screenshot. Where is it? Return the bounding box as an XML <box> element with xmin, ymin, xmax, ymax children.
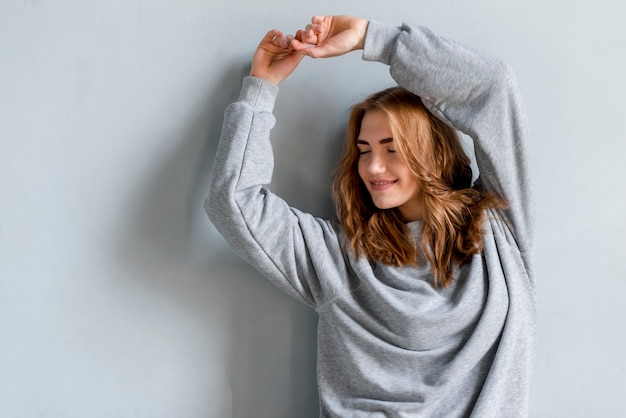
<box><xmin>356</xmin><ymin>137</ymin><xmax>393</xmax><ymax>145</ymax></box>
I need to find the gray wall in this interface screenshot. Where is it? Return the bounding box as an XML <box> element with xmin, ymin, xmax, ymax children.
<box><xmin>1</xmin><ymin>1</ymin><xmax>625</xmax><ymax>417</ymax></box>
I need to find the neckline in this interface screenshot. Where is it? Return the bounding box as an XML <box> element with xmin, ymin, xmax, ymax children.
<box><xmin>406</xmin><ymin>220</ymin><xmax>424</xmax><ymax>237</ymax></box>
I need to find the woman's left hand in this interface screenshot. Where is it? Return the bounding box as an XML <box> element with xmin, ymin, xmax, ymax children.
<box><xmin>290</xmin><ymin>15</ymin><xmax>368</xmax><ymax>59</ymax></box>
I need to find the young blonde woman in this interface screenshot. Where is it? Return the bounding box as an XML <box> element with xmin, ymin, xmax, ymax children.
<box><xmin>206</xmin><ymin>15</ymin><xmax>535</xmax><ymax>417</ymax></box>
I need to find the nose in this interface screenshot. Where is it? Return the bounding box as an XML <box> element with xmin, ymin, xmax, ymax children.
<box><xmin>367</xmin><ymin>152</ymin><xmax>386</xmax><ymax>174</ymax></box>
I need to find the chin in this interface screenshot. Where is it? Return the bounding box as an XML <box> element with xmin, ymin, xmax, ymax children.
<box><xmin>372</xmin><ymin>200</ymin><xmax>398</xmax><ymax>211</ymax></box>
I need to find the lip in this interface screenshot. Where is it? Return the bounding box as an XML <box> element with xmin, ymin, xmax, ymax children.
<box><xmin>369</xmin><ymin>179</ymin><xmax>397</xmax><ymax>191</ymax></box>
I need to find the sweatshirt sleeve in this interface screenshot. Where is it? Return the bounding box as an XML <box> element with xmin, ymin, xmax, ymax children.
<box><xmin>205</xmin><ymin>76</ymin><xmax>350</xmax><ymax>309</ymax></box>
<box><xmin>363</xmin><ymin>21</ymin><xmax>534</xmax><ymax>254</ymax></box>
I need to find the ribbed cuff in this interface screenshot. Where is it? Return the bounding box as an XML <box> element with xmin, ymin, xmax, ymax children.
<box><xmin>362</xmin><ymin>20</ymin><xmax>403</xmax><ymax>65</ymax></box>
<box><xmin>238</xmin><ymin>76</ymin><xmax>280</xmax><ymax>113</ymax></box>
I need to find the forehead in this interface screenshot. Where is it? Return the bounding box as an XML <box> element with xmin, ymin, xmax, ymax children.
<box><xmin>358</xmin><ymin>110</ymin><xmax>392</xmax><ymax>141</ymax></box>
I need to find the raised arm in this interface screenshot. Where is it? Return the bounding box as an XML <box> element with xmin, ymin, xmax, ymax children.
<box><xmin>293</xmin><ymin>16</ymin><xmax>534</xmax><ymax>255</ymax></box>
<box><xmin>364</xmin><ymin>21</ymin><xmax>534</xmax><ymax>254</ymax></box>
<box><xmin>205</xmin><ymin>30</ymin><xmax>349</xmax><ymax>308</ymax></box>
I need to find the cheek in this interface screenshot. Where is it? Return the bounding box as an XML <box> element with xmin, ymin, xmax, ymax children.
<box><xmin>395</xmin><ymin>162</ymin><xmax>420</xmax><ymax>189</ymax></box>
<box><xmin>390</xmin><ymin>159</ymin><xmax>409</xmax><ymax>177</ymax></box>
<box><xmin>357</xmin><ymin>160</ymin><xmax>366</xmax><ymax>181</ymax></box>
<box><xmin>407</xmin><ymin>175</ymin><xmax>421</xmax><ymax>196</ymax></box>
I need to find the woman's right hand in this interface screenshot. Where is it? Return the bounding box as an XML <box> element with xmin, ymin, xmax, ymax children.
<box><xmin>250</xmin><ymin>29</ymin><xmax>305</xmax><ymax>85</ymax></box>
<box><xmin>291</xmin><ymin>15</ymin><xmax>369</xmax><ymax>59</ymax></box>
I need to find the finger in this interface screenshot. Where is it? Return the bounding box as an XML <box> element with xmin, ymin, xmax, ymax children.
<box><xmin>290</xmin><ymin>38</ymin><xmax>310</xmax><ymax>52</ymax></box>
<box><xmin>272</xmin><ymin>34</ymin><xmax>290</xmax><ymax>49</ymax></box>
<box><xmin>301</xmin><ymin>28</ymin><xmax>318</xmax><ymax>45</ymax></box>
<box><xmin>293</xmin><ymin>44</ymin><xmax>326</xmax><ymax>58</ymax></box>
<box><xmin>284</xmin><ymin>34</ymin><xmax>295</xmax><ymax>48</ymax></box>
<box><xmin>305</xmin><ymin>24</ymin><xmax>323</xmax><ymax>35</ymax></box>
<box><xmin>263</xmin><ymin>29</ymin><xmax>283</xmax><ymax>44</ymax></box>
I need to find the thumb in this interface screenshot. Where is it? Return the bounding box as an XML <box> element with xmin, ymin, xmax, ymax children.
<box><xmin>290</xmin><ymin>40</ymin><xmax>331</xmax><ymax>58</ymax></box>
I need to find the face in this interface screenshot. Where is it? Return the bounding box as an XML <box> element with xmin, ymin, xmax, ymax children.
<box><xmin>357</xmin><ymin>110</ymin><xmax>422</xmax><ymax>221</ymax></box>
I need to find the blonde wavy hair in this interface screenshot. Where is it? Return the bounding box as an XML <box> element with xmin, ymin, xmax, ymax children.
<box><xmin>332</xmin><ymin>87</ymin><xmax>506</xmax><ymax>287</ymax></box>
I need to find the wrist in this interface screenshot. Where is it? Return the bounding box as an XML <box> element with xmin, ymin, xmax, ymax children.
<box><xmin>249</xmin><ymin>71</ymin><xmax>280</xmax><ymax>86</ymax></box>
<box><xmin>355</xmin><ymin>18</ymin><xmax>369</xmax><ymax>50</ymax></box>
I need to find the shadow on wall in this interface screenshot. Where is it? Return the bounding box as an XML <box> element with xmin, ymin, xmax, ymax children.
<box><xmin>115</xmin><ymin>62</ymin><xmax>339</xmax><ymax>417</ymax></box>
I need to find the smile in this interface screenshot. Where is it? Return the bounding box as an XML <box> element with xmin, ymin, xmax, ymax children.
<box><xmin>370</xmin><ymin>180</ymin><xmax>397</xmax><ymax>191</ymax></box>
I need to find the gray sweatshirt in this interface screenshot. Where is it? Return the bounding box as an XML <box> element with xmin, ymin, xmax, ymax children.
<box><xmin>206</xmin><ymin>20</ymin><xmax>536</xmax><ymax>418</ymax></box>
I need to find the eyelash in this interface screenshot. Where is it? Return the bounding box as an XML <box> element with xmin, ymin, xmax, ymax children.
<box><xmin>358</xmin><ymin>150</ymin><xmax>396</xmax><ymax>155</ymax></box>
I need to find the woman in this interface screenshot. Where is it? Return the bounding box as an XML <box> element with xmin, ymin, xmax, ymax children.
<box><xmin>206</xmin><ymin>15</ymin><xmax>535</xmax><ymax>417</ymax></box>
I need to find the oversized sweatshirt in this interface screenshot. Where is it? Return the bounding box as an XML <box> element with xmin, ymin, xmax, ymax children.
<box><xmin>206</xmin><ymin>20</ymin><xmax>536</xmax><ymax>418</ymax></box>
